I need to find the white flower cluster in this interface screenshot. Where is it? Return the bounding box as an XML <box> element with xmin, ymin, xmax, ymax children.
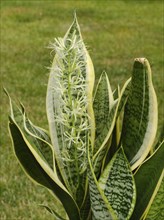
<box><xmin>51</xmin><ymin>30</ymin><xmax>90</xmax><ymax>173</ymax></box>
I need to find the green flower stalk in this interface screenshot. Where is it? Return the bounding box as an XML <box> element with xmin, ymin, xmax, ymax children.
<box><xmin>46</xmin><ymin>14</ymin><xmax>95</xmax><ymax>204</ymax></box>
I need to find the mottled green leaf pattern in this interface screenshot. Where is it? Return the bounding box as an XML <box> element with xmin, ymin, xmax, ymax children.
<box><xmin>9</xmin><ymin>117</ymin><xmax>81</xmax><ymax>220</ymax></box>
<box><xmin>5</xmin><ymin>14</ymin><xmax>161</xmax><ymax>220</ymax></box>
<box><xmin>93</xmin><ymin>103</ymin><xmax>117</xmax><ymax>177</ymax></box>
<box><xmin>88</xmin><ymin>170</ymin><xmax>116</xmax><ymax>220</ymax></box>
<box><xmin>40</xmin><ymin>205</ymin><xmax>67</xmax><ymax>220</ymax></box>
<box><xmin>5</xmin><ymin>89</ymin><xmax>81</xmax><ymax>220</ymax></box>
<box><xmin>121</xmin><ymin>58</ymin><xmax>158</xmax><ymax>170</ymax></box>
<box><xmin>98</xmin><ymin>147</ymin><xmax>136</xmax><ymax>220</ymax></box>
<box><xmin>131</xmin><ymin>141</ymin><xmax>164</xmax><ymax>220</ymax></box>
<box><xmin>24</xmin><ymin>117</ymin><xmax>54</xmax><ymax>170</ymax></box>
<box><xmin>93</xmin><ymin>72</ymin><xmax>114</xmax><ymax>151</ymax></box>
<box><xmin>87</xmin><ymin>146</ymin><xmax>117</xmax><ymax>220</ymax></box>
<box><xmin>93</xmin><ymin>78</ymin><xmax>131</xmax><ymax>178</ymax></box>
<box><xmin>46</xmin><ymin>14</ymin><xmax>95</xmax><ymax>204</ymax></box>
<box><xmin>4</xmin><ymin>89</ymin><xmax>54</xmax><ymax>170</ymax></box>
<box><xmin>145</xmin><ymin>176</ymin><xmax>164</xmax><ymax>220</ymax></box>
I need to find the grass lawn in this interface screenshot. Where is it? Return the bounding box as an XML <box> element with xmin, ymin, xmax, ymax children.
<box><xmin>0</xmin><ymin>1</ymin><xmax>163</xmax><ymax>219</ymax></box>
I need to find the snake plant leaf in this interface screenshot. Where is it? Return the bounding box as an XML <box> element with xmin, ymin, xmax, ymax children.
<box><xmin>4</xmin><ymin>88</ymin><xmax>54</xmax><ymax>170</ymax></box>
<box><xmin>4</xmin><ymin>88</ymin><xmax>23</xmax><ymax>125</ymax></box>
<box><xmin>98</xmin><ymin>147</ymin><xmax>136</xmax><ymax>220</ymax></box>
<box><xmin>93</xmin><ymin>78</ymin><xmax>131</xmax><ymax>177</ymax></box>
<box><xmin>40</xmin><ymin>205</ymin><xmax>67</xmax><ymax>220</ymax></box>
<box><xmin>93</xmin><ymin>71</ymin><xmax>114</xmax><ymax>153</ymax></box>
<box><xmin>116</xmin><ymin>78</ymin><xmax>131</xmax><ymax>120</ymax></box>
<box><xmin>5</xmin><ymin>89</ymin><xmax>81</xmax><ymax>220</ymax></box>
<box><xmin>115</xmin><ymin>78</ymin><xmax>131</xmax><ymax>144</ymax></box>
<box><xmin>46</xmin><ymin>13</ymin><xmax>95</xmax><ymax>204</ymax></box>
<box><xmin>23</xmin><ymin>116</ymin><xmax>54</xmax><ymax>170</ymax></box>
<box><xmin>9</xmin><ymin>117</ymin><xmax>81</xmax><ymax>220</ymax></box>
<box><xmin>131</xmin><ymin>141</ymin><xmax>164</xmax><ymax>220</ymax></box>
<box><xmin>87</xmin><ymin>146</ymin><xmax>117</xmax><ymax>220</ymax></box>
<box><xmin>103</xmin><ymin>78</ymin><xmax>131</xmax><ymax>167</ymax></box>
<box><xmin>80</xmin><ymin>189</ymin><xmax>91</xmax><ymax>220</ymax></box>
<box><xmin>93</xmin><ymin>102</ymin><xmax>117</xmax><ymax>178</ymax></box>
<box><xmin>145</xmin><ymin>176</ymin><xmax>164</xmax><ymax>220</ymax></box>
<box><xmin>93</xmin><ymin>72</ymin><xmax>116</xmax><ymax>155</ymax></box>
<box><xmin>121</xmin><ymin>58</ymin><xmax>158</xmax><ymax>170</ymax></box>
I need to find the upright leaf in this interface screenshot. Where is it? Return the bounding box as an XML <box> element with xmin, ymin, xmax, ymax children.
<box><xmin>87</xmin><ymin>145</ymin><xmax>117</xmax><ymax>220</ymax></box>
<box><xmin>23</xmin><ymin>116</ymin><xmax>54</xmax><ymax>170</ymax></box>
<box><xmin>103</xmin><ymin>78</ymin><xmax>131</xmax><ymax>167</ymax></box>
<box><xmin>93</xmin><ymin>72</ymin><xmax>114</xmax><ymax>152</ymax></box>
<box><xmin>121</xmin><ymin>58</ymin><xmax>158</xmax><ymax>170</ymax></box>
<box><xmin>5</xmin><ymin>89</ymin><xmax>81</xmax><ymax>220</ymax></box>
<box><xmin>5</xmin><ymin>89</ymin><xmax>54</xmax><ymax>170</ymax></box>
<box><xmin>93</xmin><ymin>78</ymin><xmax>131</xmax><ymax>177</ymax></box>
<box><xmin>131</xmin><ymin>141</ymin><xmax>164</xmax><ymax>220</ymax></box>
<box><xmin>9</xmin><ymin>118</ymin><xmax>81</xmax><ymax>220</ymax></box>
<box><xmin>46</xmin><ymin>14</ymin><xmax>95</xmax><ymax>205</ymax></box>
<box><xmin>98</xmin><ymin>147</ymin><xmax>136</xmax><ymax>220</ymax></box>
<box><xmin>145</xmin><ymin>176</ymin><xmax>164</xmax><ymax>220</ymax></box>
<box><xmin>40</xmin><ymin>205</ymin><xmax>67</xmax><ymax>220</ymax></box>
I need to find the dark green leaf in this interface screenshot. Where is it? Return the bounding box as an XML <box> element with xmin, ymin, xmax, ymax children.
<box><xmin>9</xmin><ymin>117</ymin><xmax>81</xmax><ymax>220</ymax></box>
<box><xmin>131</xmin><ymin>141</ymin><xmax>164</xmax><ymax>220</ymax></box>
<box><xmin>93</xmin><ymin>72</ymin><xmax>114</xmax><ymax>154</ymax></box>
<box><xmin>46</xmin><ymin>13</ymin><xmax>94</xmax><ymax>206</ymax></box>
<box><xmin>87</xmin><ymin>145</ymin><xmax>117</xmax><ymax>220</ymax></box>
<box><xmin>145</xmin><ymin>176</ymin><xmax>164</xmax><ymax>220</ymax></box>
<box><xmin>40</xmin><ymin>205</ymin><xmax>67</xmax><ymax>220</ymax></box>
<box><xmin>121</xmin><ymin>58</ymin><xmax>158</xmax><ymax>170</ymax></box>
<box><xmin>98</xmin><ymin>147</ymin><xmax>136</xmax><ymax>220</ymax></box>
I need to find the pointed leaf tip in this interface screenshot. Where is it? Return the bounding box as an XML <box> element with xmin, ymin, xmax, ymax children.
<box><xmin>132</xmin><ymin>141</ymin><xmax>164</xmax><ymax>219</ymax></box>
<box><xmin>3</xmin><ymin>87</ymin><xmax>9</xmax><ymax>98</ymax></box>
<box><xmin>121</xmin><ymin>57</ymin><xmax>158</xmax><ymax>170</ymax></box>
<box><xmin>98</xmin><ymin>147</ymin><xmax>136</xmax><ymax>220</ymax></box>
<box><xmin>73</xmin><ymin>10</ymin><xmax>77</xmax><ymax>19</ymax></box>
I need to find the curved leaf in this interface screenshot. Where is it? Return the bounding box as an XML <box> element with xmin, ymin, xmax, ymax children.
<box><xmin>121</xmin><ymin>58</ymin><xmax>158</xmax><ymax>170</ymax></box>
<box><xmin>9</xmin><ymin>118</ymin><xmax>81</xmax><ymax>220</ymax></box>
<box><xmin>23</xmin><ymin>116</ymin><xmax>54</xmax><ymax>170</ymax></box>
<box><xmin>93</xmin><ymin>78</ymin><xmax>131</xmax><ymax>177</ymax></box>
<box><xmin>5</xmin><ymin>88</ymin><xmax>54</xmax><ymax>170</ymax></box>
<box><xmin>103</xmin><ymin>78</ymin><xmax>131</xmax><ymax>167</ymax></box>
<box><xmin>40</xmin><ymin>205</ymin><xmax>67</xmax><ymax>220</ymax></box>
<box><xmin>145</xmin><ymin>176</ymin><xmax>164</xmax><ymax>220</ymax></box>
<box><xmin>93</xmin><ymin>71</ymin><xmax>114</xmax><ymax>152</ymax></box>
<box><xmin>131</xmin><ymin>141</ymin><xmax>164</xmax><ymax>220</ymax></box>
<box><xmin>46</xmin><ymin>13</ymin><xmax>95</xmax><ymax>205</ymax></box>
<box><xmin>5</xmin><ymin>89</ymin><xmax>81</xmax><ymax>220</ymax></box>
<box><xmin>98</xmin><ymin>147</ymin><xmax>136</xmax><ymax>220</ymax></box>
<box><xmin>87</xmin><ymin>145</ymin><xmax>117</xmax><ymax>220</ymax></box>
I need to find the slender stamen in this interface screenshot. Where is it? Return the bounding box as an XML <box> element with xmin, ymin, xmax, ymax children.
<box><xmin>50</xmin><ymin>31</ymin><xmax>90</xmax><ymax>174</ymax></box>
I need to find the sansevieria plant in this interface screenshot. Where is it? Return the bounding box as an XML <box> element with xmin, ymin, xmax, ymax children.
<box><xmin>5</xmin><ymin>14</ymin><xmax>164</xmax><ymax>220</ymax></box>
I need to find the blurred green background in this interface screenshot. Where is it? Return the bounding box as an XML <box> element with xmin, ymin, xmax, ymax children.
<box><xmin>1</xmin><ymin>1</ymin><xmax>163</xmax><ymax>219</ymax></box>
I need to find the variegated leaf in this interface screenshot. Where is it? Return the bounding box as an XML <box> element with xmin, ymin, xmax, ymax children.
<box><xmin>46</xmin><ymin>14</ymin><xmax>95</xmax><ymax>205</ymax></box>
<box><xmin>131</xmin><ymin>141</ymin><xmax>164</xmax><ymax>220</ymax></box>
<box><xmin>98</xmin><ymin>147</ymin><xmax>136</xmax><ymax>220</ymax></box>
<box><xmin>115</xmin><ymin>79</ymin><xmax>131</xmax><ymax>146</ymax></box>
<box><xmin>23</xmin><ymin>116</ymin><xmax>54</xmax><ymax>170</ymax></box>
<box><xmin>9</xmin><ymin>118</ymin><xmax>81</xmax><ymax>220</ymax></box>
<box><xmin>5</xmin><ymin>89</ymin><xmax>81</xmax><ymax>220</ymax></box>
<box><xmin>4</xmin><ymin>89</ymin><xmax>54</xmax><ymax>169</ymax></box>
<box><xmin>93</xmin><ymin>78</ymin><xmax>131</xmax><ymax>177</ymax></box>
<box><xmin>79</xmin><ymin>189</ymin><xmax>91</xmax><ymax>220</ymax></box>
<box><xmin>145</xmin><ymin>176</ymin><xmax>164</xmax><ymax>220</ymax></box>
<box><xmin>40</xmin><ymin>205</ymin><xmax>67</xmax><ymax>220</ymax></box>
<box><xmin>121</xmin><ymin>58</ymin><xmax>158</xmax><ymax>170</ymax></box>
<box><xmin>93</xmin><ymin>71</ymin><xmax>114</xmax><ymax>152</ymax></box>
<box><xmin>87</xmin><ymin>146</ymin><xmax>117</xmax><ymax>220</ymax></box>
